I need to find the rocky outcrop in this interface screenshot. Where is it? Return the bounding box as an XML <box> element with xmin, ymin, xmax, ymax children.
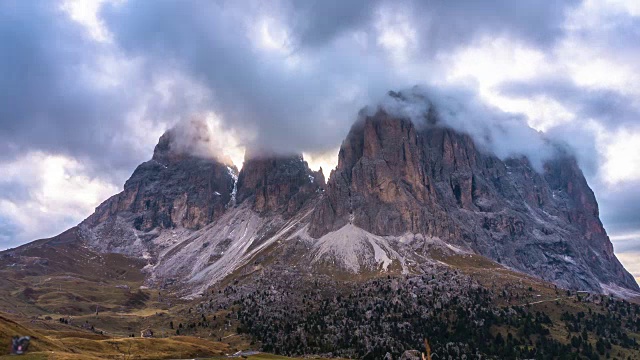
<box><xmin>310</xmin><ymin>108</ymin><xmax>638</xmax><ymax>292</ymax></box>
<box><xmin>81</xmin><ymin>129</ymin><xmax>238</xmax><ymax>255</ymax></box>
<box><xmin>236</xmin><ymin>154</ymin><xmax>325</xmax><ymax>216</ymax></box>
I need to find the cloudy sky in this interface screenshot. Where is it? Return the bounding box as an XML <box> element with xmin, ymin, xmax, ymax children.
<box><xmin>0</xmin><ymin>0</ymin><xmax>639</xmax><ymax>281</ymax></box>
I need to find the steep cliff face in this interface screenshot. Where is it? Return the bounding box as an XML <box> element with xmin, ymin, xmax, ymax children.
<box><xmin>90</xmin><ymin>132</ymin><xmax>237</xmax><ymax>231</ymax></box>
<box><xmin>81</xmin><ymin>130</ymin><xmax>238</xmax><ymax>254</ymax></box>
<box><xmin>310</xmin><ymin>109</ymin><xmax>638</xmax><ymax>292</ymax></box>
<box><xmin>236</xmin><ymin>154</ymin><xmax>325</xmax><ymax>215</ymax></box>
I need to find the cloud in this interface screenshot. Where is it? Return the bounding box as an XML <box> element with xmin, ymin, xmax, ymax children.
<box><xmin>100</xmin><ymin>0</ymin><xmax>581</xmax><ymax>157</ymax></box>
<box><xmin>0</xmin><ymin>217</ymin><xmax>18</xmax><ymax>247</ymax></box>
<box><xmin>400</xmin><ymin>0</ymin><xmax>581</xmax><ymax>54</ymax></box>
<box><xmin>101</xmin><ymin>0</ymin><xmax>383</xmax><ymax>156</ymax></box>
<box><xmin>599</xmin><ymin>182</ymin><xmax>640</xmax><ymax>236</ymax></box>
<box><xmin>286</xmin><ymin>0</ymin><xmax>379</xmax><ymax>47</ymax></box>
<box><xmin>0</xmin><ymin>152</ymin><xmax>118</xmax><ymax>249</ymax></box>
<box><xmin>499</xmin><ymin>77</ymin><xmax>640</xmax><ymax>130</ymax></box>
<box><xmin>0</xmin><ymin>0</ymin><xmax>218</xmax><ymax>184</ymax></box>
<box><xmin>611</xmin><ymin>236</ymin><xmax>640</xmax><ymax>254</ymax></box>
<box><xmin>615</xmin><ymin>251</ymin><xmax>640</xmax><ymax>280</ymax></box>
<box><xmin>165</xmin><ymin>115</ymin><xmax>246</xmax><ymax>169</ymax></box>
<box><xmin>369</xmin><ymin>86</ymin><xmax>556</xmax><ymax>171</ymax></box>
<box><xmin>289</xmin><ymin>0</ymin><xmax>581</xmax><ymax>51</ymax></box>
<box><xmin>0</xmin><ymin>1</ymin><xmax>132</xmax><ymax>176</ymax></box>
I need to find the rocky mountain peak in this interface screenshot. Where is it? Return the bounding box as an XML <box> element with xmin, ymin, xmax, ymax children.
<box><xmin>81</xmin><ymin>130</ymin><xmax>238</xmax><ymax>255</ymax></box>
<box><xmin>236</xmin><ymin>153</ymin><xmax>325</xmax><ymax>215</ymax></box>
<box><xmin>310</xmin><ymin>108</ymin><xmax>638</xmax><ymax>292</ymax></box>
<box><xmin>151</xmin><ymin>123</ymin><xmax>234</xmax><ymax>167</ymax></box>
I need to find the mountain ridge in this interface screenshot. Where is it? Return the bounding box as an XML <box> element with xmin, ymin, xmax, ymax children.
<box><xmin>3</xmin><ymin>94</ymin><xmax>637</xmax><ymax>298</ymax></box>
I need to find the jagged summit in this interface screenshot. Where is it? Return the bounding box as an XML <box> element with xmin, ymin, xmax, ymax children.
<box><xmin>81</xmin><ymin>130</ymin><xmax>238</xmax><ymax>256</ymax></box>
<box><xmin>310</xmin><ymin>108</ymin><xmax>637</xmax><ymax>292</ymax></box>
<box><xmin>152</xmin><ymin>123</ymin><xmax>235</xmax><ymax>167</ymax></box>
<box><xmin>236</xmin><ymin>154</ymin><xmax>325</xmax><ymax>215</ymax></box>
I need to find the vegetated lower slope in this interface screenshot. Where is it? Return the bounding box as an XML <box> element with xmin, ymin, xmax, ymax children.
<box><xmin>0</xmin><ymin>227</ymin><xmax>150</xmax><ymax>317</ymax></box>
<box><xmin>1</xmin><ymin>250</ymin><xmax>638</xmax><ymax>359</ymax></box>
<box><xmin>167</xmin><ymin>247</ymin><xmax>639</xmax><ymax>360</ymax></box>
<box><xmin>0</xmin><ymin>207</ymin><xmax>639</xmax><ymax>359</ymax></box>
<box><xmin>0</xmin><ymin>311</ymin><xmax>230</xmax><ymax>360</ymax></box>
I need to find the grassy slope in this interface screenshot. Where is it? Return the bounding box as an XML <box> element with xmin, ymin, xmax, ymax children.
<box><xmin>0</xmin><ymin>312</ymin><xmax>336</xmax><ymax>360</ymax></box>
<box><xmin>0</xmin><ymin>312</ymin><xmax>229</xmax><ymax>360</ymax></box>
<box><xmin>437</xmin><ymin>252</ymin><xmax>640</xmax><ymax>359</ymax></box>
<box><xmin>1</xmin><ymin>230</ymin><xmax>638</xmax><ymax>359</ymax></box>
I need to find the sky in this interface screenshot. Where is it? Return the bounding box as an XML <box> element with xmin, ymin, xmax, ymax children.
<box><xmin>0</xmin><ymin>0</ymin><xmax>639</xmax><ymax>282</ymax></box>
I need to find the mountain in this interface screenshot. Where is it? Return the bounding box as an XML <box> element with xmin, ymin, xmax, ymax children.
<box><xmin>2</xmin><ymin>92</ymin><xmax>639</xmax><ymax>358</ymax></box>
<box><xmin>80</xmin><ymin>129</ymin><xmax>238</xmax><ymax>255</ymax></box>
<box><xmin>309</xmin><ymin>108</ymin><xmax>637</xmax><ymax>293</ymax></box>
<box><xmin>9</xmin><ymin>94</ymin><xmax>636</xmax><ymax>297</ymax></box>
<box><xmin>236</xmin><ymin>154</ymin><xmax>325</xmax><ymax>215</ymax></box>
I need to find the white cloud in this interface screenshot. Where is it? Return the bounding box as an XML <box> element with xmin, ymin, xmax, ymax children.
<box><xmin>438</xmin><ymin>37</ymin><xmax>578</xmax><ymax>134</ymax></box>
<box><xmin>61</xmin><ymin>0</ymin><xmax>113</xmax><ymax>42</ymax></box>
<box><xmin>559</xmin><ymin>0</ymin><xmax>640</xmax><ymax>97</ymax></box>
<box><xmin>445</xmin><ymin>37</ymin><xmax>550</xmax><ymax>90</ymax></box>
<box><xmin>375</xmin><ymin>5</ymin><xmax>417</xmax><ymax>64</ymax></box>
<box><xmin>0</xmin><ymin>152</ymin><xmax>119</xmax><ymax>249</ymax></box>
<box><xmin>616</xmin><ymin>251</ymin><xmax>640</xmax><ymax>281</ymax></box>
<box><xmin>601</xmin><ymin>128</ymin><xmax>640</xmax><ymax>184</ymax></box>
<box><xmin>304</xmin><ymin>148</ymin><xmax>340</xmax><ymax>175</ymax></box>
<box><xmin>171</xmin><ymin>114</ymin><xmax>246</xmax><ymax>170</ymax></box>
<box><xmin>251</xmin><ymin>17</ymin><xmax>292</xmax><ymax>54</ymax></box>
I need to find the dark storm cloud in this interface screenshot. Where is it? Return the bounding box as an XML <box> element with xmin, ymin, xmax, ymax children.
<box><xmin>286</xmin><ymin>0</ymin><xmax>581</xmax><ymax>50</ymax></box>
<box><xmin>287</xmin><ymin>0</ymin><xmax>377</xmax><ymax>47</ymax></box>
<box><xmin>0</xmin><ymin>1</ymin><xmax>135</xmax><ymax>178</ymax></box>
<box><xmin>499</xmin><ymin>78</ymin><xmax>640</xmax><ymax>129</ymax></box>
<box><xmin>0</xmin><ymin>1</ymin><xmax>212</xmax><ymax>182</ymax></box>
<box><xmin>600</xmin><ymin>182</ymin><xmax>640</xmax><ymax>237</ymax></box>
<box><xmin>101</xmin><ymin>0</ymin><xmax>581</xmax><ymax>156</ymax></box>
<box><xmin>0</xmin><ymin>217</ymin><xmax>18</xmax><ymax>245</ymax></box>
<box><xmin>101</xmin><ymin>0</ymin><xmax>383</xmax><ymax>156</ymax></box>
<box><xmin>404</xmin><ymin>0</ymin><xmax>581</xmax><ymax>54</ymax></box>
<box><xmin>0</xmin><ymin>0</ymin><xmax>587</xmax><ymax>170</ymax></box>
<box><xmin>0</xmin><ymin>0</ymin><xmax>585</xmax><ymax>172</ymax></box>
